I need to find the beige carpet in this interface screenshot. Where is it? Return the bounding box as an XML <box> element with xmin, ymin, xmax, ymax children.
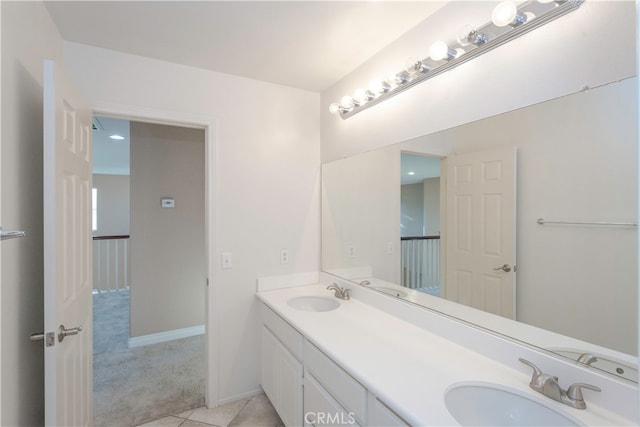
<box><xmin>93</xmin><ymin>290</ymin><xmax>205</xmax><ymax>426</ymax></box>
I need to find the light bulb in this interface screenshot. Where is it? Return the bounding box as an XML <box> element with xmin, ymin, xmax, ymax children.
<box><xmin>492</xmin><ymin>1</ymin><xmax>527</xmax><ymax>27</ymax></box>
<box><xmin>457</xmin><ymin>25</ymin><xmax>488</xmax><ymax>46</ymax></box>
<box><xmin>389</xmin><ymin>72</ymin><xmax>410</xmax><ymax>86</ymax></box>
<box><xmin>353</xmin><ymin>88</ymin><xmax>374</xmax><ymax>105</ymax></box>
<box><xmin>340</xmin><ymin>96</ymin><xmax>354</xmax><ymax>110</ymax></box>
<box><xmin>369</xmin><ymin>79</ymin><xmax>390</xmax><ymax>94</ymax></box>
<box><xmin>329</xmin><ymin>103</ymin><xmax>340</xmax><ymax>115</ymax></box>
<box><xmin>456</xmin><ymin>25</ymin><xmax>474</xmax><ymax>47</ymax></box>
<box><xmin>429</xmin><ymin>41</ymin><xmax>456</xmax><ymax>61</ymax></box>
<box><xmin>492</xmin><ymin>1</ymin><xmax>516</xmax><ymax>26</ymax></box>
<box><xmin>404</xmin><ymin>57</ymin><xmax>430</xmax><ymax>74</ymax></box>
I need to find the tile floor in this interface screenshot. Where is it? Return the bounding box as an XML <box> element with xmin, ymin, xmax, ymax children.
<box><xmin>137</xmin><ymin>393</ymin><xmax>283</xmax><ymax>427</ymax></box>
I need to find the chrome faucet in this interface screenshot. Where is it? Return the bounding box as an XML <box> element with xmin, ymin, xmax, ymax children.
<box><xmin>327</xmin><ymin>284</ymin><xmax>351</xmax><ymax>300</ymax></box>
<box><xmin>519</xmin><ymin>358</ymin><xmax>601</xmax><ymax>409</ymax></box>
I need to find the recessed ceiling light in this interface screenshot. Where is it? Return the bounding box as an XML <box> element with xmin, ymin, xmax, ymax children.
<box><xmin>408</xmin><ymin>171</ymin><xmax>416</xmax><ymax>176</ymax></box>
<box><xmin>109</xmin><ymin>134</ymin><xmax>125</xmax><ymax>140</ymax></box>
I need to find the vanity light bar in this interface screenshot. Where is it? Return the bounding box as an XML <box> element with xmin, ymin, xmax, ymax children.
<box><xmin>331</xmin><ymin>0</ymin><xmax>584</xmax><ymax>120</ymax></box>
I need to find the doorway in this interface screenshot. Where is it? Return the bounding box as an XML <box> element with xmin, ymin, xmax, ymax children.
<box><xmin>400</xmin><ymin>152</ymin><xmax>442</xmax><ymax>296</ymax></box>
<box><xmin>92</xmin><ymin>116</ymin><xmax>208</xmax><ymax>425</ymax></box>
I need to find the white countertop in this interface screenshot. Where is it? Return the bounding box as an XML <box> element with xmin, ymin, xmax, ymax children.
<box><xmin>256</xmin><ymin>283</ymin><xmax>634</xmax><ymax>426</ymax></box>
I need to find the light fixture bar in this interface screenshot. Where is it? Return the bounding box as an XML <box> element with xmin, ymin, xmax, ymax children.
<box><xmin>337</xmin><ymin>0</ymin><xmax>584</xmax><ymax>120</ymax></box>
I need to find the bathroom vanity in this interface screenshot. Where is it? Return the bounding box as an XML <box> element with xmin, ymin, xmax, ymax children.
<box><xmin>257</xmin><ymin>279</ymin><xmax>637</xmax><ymax>426</ymax></box>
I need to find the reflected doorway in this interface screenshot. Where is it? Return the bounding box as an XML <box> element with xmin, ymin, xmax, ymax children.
<box><xmin>400</xmin><ymin>153</ymin><xmax>441</xmax><ymax>296</ymax></box>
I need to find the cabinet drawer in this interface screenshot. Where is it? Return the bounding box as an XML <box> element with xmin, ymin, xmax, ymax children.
<box><xmin>261</xmin><ymin>303</ymin><xmax>303</xmax><ymax>360</ymax></box>
<box><xmin>304</xmin><ymin>341</ymin><xmax>366</xmax><ymax>425</ymax></box>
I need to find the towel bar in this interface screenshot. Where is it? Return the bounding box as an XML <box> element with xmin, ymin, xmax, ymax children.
<box><xmin>1</xmin><ymin>228</ymin><xmax>26</xmax><ymax>240</ymax></box>
<box><xmin>536</xmin><ymin>218</ymin><xmax>637</xmax><ymax>227</ymax></box>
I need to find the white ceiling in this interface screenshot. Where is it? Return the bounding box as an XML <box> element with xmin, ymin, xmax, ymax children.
<box><xmin>401</xmin><ymin>153</ymin><xmax>440</xmax><ymax>185</ymax></box>
<box><xmin>44</xmin><ymin>1</ymin><xmax>446</xmax><ymax>92</ymax></box>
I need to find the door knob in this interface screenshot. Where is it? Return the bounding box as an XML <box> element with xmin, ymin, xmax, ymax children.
<box><xmin>58</xmin><ymin>324</ymin><xmax>83</xmax><ymax>342</ymax></box>
<box><xmin>493</xmin><ymin>264</ymin><xmax>512</xmax><ymax>272</ymax></box>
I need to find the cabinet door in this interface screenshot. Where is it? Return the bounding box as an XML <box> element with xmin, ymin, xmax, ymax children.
<box><xmin>261</xmin><ymin>326</ymin><xmax>278</xmax><ymax>403</ymax></box>
<box><xmin>262</xmin><ymin>325</ymin><xmax>303</xmax><ymax>427</ymax></box>
<box><xmin>304</xmin><ymin>373</ymin><xmax>360</xmax><ymax>427</ymax></box>
<box><xmin>278</xmin><ymin>345</ymin><xmax>303</xmax><ymax>426</ymax></box>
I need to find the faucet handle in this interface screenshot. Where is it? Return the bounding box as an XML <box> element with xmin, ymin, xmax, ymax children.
<box><xmin>566</xmin><ymin>383</ymin><xmax>601</xmax><ymax>402</ymax></box>
<box><xmin>519</xmin><ymin>358</ymin><xmax>542</xmax><ymax>379</ymax></box>
<box><xmin>519</xmin><ymin>358</ymin><xmax>551</xmax><ymax>392</ymax></box>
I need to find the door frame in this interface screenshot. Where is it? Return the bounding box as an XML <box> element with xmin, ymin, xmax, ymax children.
<box><xmin>92</xmin><ymin>102</ymin><xmax>218</xmax><ymax>407</ymax></box>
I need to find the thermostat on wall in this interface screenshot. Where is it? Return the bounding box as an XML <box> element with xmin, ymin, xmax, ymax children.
<box><xmin>161</xmin><ymin>198</ymin><xmax>175</xmax><ymax>208</ymax></box>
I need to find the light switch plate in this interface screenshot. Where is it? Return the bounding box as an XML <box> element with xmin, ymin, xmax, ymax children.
<box><xmin>221</xmin><ymin>252</ymin><xmax>233</xmax><ymax>269</ymax></box>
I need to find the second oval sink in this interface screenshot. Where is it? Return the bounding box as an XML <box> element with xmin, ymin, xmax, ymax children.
<box><xmin>287</xmin><ymin>296</ymin><xmax>340</xmax><ymax>312</ymax></box>
<box><xmin>445</xmin><ymin>383</ymin><xmax>581</xmax><ymax>426</ymax></box>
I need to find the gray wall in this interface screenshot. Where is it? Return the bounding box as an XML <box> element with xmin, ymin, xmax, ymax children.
<box><xmin>400</xmin><ymin>183</ymin><xmax>423</xmax><ymax>237</ymax></box>
<box><xmin>130</xmin><ymin>122</ymin><xmax>205</xmax><ymax>337</ymax></box>
<box><xmin>93</xmin><ymin>174</ymin><xmax>130</xmax><ymax>236</ymax></box>
<box><xmin>0</xmin><ymin>1</ymin><xmax>63</xmax><ymax>424</ymax></box>
<box><xmin>400</xmin><ymin>178</ymin><xmax>440</xmax><ymax>237</ymax></box>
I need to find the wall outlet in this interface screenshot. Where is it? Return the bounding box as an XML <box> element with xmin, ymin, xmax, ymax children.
<box><xmin>221</xmin><ymin>252</ymin><xmax>233</xmax><ymax>269</ymax></box>
<box><xmin>161</xmin><ymin>198</ymin><xmax>175</xmax><ymax>208</ymax></box>
<box><xmin>280</xmin><ymin>249</ymin><xmax>289</xmax><ymax>264</ymax></box>
<box><xmin>348</xmin><ymin>245</ymin><xmax>356</xmax><ymax>258</ymax></box>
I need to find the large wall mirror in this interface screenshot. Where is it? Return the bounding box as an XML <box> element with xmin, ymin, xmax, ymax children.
<box><xmin>322</xmin><ymin>77</ymin><xmax>638</xmax><ymax>382</ymax></box>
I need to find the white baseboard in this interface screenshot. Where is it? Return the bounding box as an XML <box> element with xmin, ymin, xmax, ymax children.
<box><xmin>215</xmin><ymin>388</ymin><xmax>263</xmax><ymax>407</ymax></box>
<box><xmin>128</xmin><ymin>324</ymin><xmax>205</xmax><ymax>348</ymax></box>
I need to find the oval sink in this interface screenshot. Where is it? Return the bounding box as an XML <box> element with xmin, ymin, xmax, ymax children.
<box><xmin>287</xmin><ymin>296</ymin><xmax>340</xmax><ymax>312</ymax></box>
<box><xmin>372</xmin><ymin>286</ymin><xmax>408</xmax><ymax>298</ymax></box>
<box><xmin>445</xmin><ymin>384</ymin><xmax>581</xmax><ymax>426</ymax></box>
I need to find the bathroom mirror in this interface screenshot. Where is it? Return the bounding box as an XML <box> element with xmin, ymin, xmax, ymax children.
<box><xmin>322</xmin><ymin>77</ymin><xmax>638</xmax><ymax>382</ymax></box>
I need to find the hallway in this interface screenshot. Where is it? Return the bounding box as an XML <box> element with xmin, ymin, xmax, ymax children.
<box><xmin>93</xmin><ymin>291</ymin><xmax>205</xmax><ymax>426</ymax></box>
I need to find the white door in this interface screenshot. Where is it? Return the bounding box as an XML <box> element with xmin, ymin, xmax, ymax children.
<box><xmin>444</xmin><ymin>147</ymin><xmax>516</xmax><ymax>319</ymax></box>
<box><xmin>43</xmin><ymin>59</ymin><xmax>93</xmax><ymax>426</ymax></box>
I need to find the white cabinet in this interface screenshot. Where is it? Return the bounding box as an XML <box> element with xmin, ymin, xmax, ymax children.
<box><xmin>260</xmin><ymin>303</ymin><xmax>410</xmax><ymax>427</ymax></box>
<box><xmin>304</xmin><ymin>373</ymin><xmax>360</xmax><ymax>427</ymax></box>
<box><xmin>261</xmin><ymin>326</ymin><xmax>303</xmax><ymax>426</ymax></box>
